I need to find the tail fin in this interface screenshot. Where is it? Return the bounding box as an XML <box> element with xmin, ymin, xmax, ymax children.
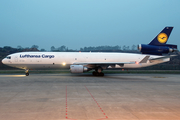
<box><xmin>149</xmin><ymin>27</ymin><xmax>173</xmax><ymax>45</ymax></box>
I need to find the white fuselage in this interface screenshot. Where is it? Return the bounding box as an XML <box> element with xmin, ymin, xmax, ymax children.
<box><xmin>2</xmin><ymin>52</ymin><xmax>169</xmax><ymax>70</ymax></box>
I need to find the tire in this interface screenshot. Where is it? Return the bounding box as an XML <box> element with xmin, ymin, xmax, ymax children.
<box><xmin>92</xmin><ymin>71</ymin><xmax>104</xmax><ymax>76</ymax></box>
<box><xmin>99</xmin><ymin>72</ymin><xmax>104</xmax><ymax>76</ymax></box>
<box><xmin>26</xmin><ymin>73</ymin><xmax>29</xmax><ymax>76</ymax></box>
<box><xmin>92</xmin><ymin>71</ymin><xmax>96</xmax><ymax>76</ymax></box>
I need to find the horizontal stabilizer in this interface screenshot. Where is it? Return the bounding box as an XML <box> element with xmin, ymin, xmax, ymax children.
<box><xmin>139</xmin><ymin>56</ymin><xmax>150</xmax><ymax>63</ymax></box>
<box><xmin>149</xmin><ymin>55</ymin><xmax>177</xmax><ymax>60</ymax></box>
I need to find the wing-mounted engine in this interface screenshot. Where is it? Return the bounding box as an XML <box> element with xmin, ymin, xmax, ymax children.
<box><xmin>70</xmin><ymin>65</ymin><xmax>88</xmax><ymax>73</ymax></box>
<box><xmin>138</xmin><ymin>44</ymin><xmax>177</xmax><ymax>55</ymax></box>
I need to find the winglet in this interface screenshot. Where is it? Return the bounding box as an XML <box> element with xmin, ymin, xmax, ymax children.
<box><xmin>139</xmin><ymin>56</ymin><xmax>150</xmax><ymax>63</ymax></box>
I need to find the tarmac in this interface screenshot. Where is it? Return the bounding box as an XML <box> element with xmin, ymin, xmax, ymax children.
<box><xmin>0</xmin><ymin>73</ymin><xmax>180</xmax><ymax>120</ymax></box>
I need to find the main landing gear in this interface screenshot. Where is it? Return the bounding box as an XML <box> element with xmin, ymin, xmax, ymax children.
<box><xmin>92</xmin><ymin>67</ymin><xmax>104</xmax><ymax>76</ymax></box>
<box><xmin>92</xmin><ymin>71</ymin><xmax>104</xmax><ymax>76</ymax></box>
<box><xmin>25</xmin><ymin>69</ymin><xmax>29</xmax><ymax>76</ymax></box>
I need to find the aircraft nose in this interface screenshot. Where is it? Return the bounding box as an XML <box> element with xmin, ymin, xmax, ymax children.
<box><xmin>2</xmin><ymin>58</ymin><xmax>6</xmax><ymax>64</ymax></box>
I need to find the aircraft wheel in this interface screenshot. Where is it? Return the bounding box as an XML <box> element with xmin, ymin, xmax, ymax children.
<box><xmin>92</xmin><ymin>71</ymin><xmax>96</xmax><ymax>76</ymax></box>
<box><xmin>92</xmin><ymin>71</ymin><xmax>99</xmax><ymax>76</ymax></box>
<box><xmin>92</xmin><ymin>71</ymin><xmax>104</xmax><ymax>76</ymax></box>
<box><xmin>26</xmin><ymin>73</ymin><xmax>29</xmax><ymax>76</ymax></box>
<box><xmin>99</xmin><ymin>72</ymin><xmax>104</xmax><ymax>76</ymax></box>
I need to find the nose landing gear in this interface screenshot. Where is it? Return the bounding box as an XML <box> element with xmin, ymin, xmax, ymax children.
<box><xmin>25</xmin><ymin>70</ymin><xmax>29</xmax><ymax>76</ymax></box>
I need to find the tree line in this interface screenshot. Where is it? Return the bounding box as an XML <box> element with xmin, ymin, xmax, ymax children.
<box><xmin>50</xmin><ymin>45</ymin><xmax>138</xmax><ymax>52</ymax></box>
<box><xmin>0</xmin><ymin>44</ymin><xmax>139</xmax><ymax>59</ymax></box>
<box><xmin>0</xmin><ymin>45</ymin><xmax>39</xmax><ymax>59</ymax></box>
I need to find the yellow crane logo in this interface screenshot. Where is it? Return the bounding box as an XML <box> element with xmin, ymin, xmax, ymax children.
<box><xmin>157</xmin><ymin>33</ymin><xmax>168</xmax><ymax>43</ymax></box>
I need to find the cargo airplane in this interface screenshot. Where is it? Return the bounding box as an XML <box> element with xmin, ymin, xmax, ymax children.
<box><xmin>2</xmin><ymin>27</ymin><xmax>178</xmax><ymax>76</ymax></box>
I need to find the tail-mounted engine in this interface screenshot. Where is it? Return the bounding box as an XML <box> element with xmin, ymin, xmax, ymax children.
<box><xmin>138</xmin><ymin>44</ymin><xmax>177</xmax><ymax>55</ymax></box>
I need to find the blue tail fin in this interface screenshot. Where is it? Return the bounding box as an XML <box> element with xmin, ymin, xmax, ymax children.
<box><xmin>138</xmin><ymin>26</ymin><xmax>178</xmax><ymax>55</ymax></box>
<box><xmin>149</xmin><ymin>27</ymin><xmax>173</xmax><ymax>45</ymax></box>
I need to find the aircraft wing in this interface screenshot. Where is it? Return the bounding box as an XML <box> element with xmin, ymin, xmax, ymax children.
<box><xmin>73</xmin><ymin>62</ymin><xmax>136</xmax><ymax>69</ymax></box>
<box><xmin>73</xmin><ymin>56</ymin><xmax>150</xmax><ymax>65</ymax></box>
<box><xmin>73</xmin><ymin>62</ymin><xmax>136</xmax><ymax>65</ymax></box>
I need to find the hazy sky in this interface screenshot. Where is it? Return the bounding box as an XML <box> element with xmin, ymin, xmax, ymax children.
<box><xmin>0</xmin><ymin>0</ymin><xmax>180</xmax><ymax>50</ymax></box>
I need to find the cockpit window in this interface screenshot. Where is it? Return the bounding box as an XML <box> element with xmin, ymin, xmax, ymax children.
<box><xmin>6</xmin><ymin>56</ymin><xmax>11</xmax><ymax>59</ymax></box>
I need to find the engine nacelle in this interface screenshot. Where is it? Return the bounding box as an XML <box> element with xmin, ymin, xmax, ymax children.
<box><xmin>70</xmin><ymin>65</ymin><xmax>88</xmax><ymax>73</ymax></box>
<box><xmin>138</xmin><ymin>44</ymin><xmax>176</xmax><ymax>55</ymax></box>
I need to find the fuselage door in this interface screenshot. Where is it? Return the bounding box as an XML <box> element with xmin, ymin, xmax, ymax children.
<box><xmin>15</xmin><ymin>56</ymin><xmax>18</xmax><ymax>62</ymax></box>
